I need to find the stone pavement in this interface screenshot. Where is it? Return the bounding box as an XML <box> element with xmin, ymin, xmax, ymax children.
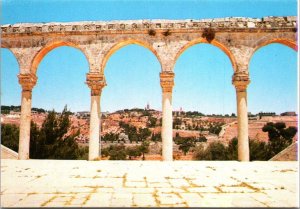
<box><xmin>1</xmin><ymin>160</ymin><xmax>299</xmax><ymax>207</ymax></box>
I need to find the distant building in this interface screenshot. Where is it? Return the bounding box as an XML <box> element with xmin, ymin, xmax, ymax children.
<box><xmin>173</xmin><ymin>107</ymin><xmax>184</xmax><ymax>117</ymax></box>
<box><xmin>9</xmin><ymin>111</ymin><xmax>20</xmax><ymax>115</ymax></box>
<box><xmin>76</xmin><ymin>111</ymin><xmax>90</xmax><ymax>119</ymax></box>
<box><xmin>280</xmin><ymin>112</ymin><xmax>297</xmax><ymax>116</ymax></box>
<box><xmin>145</xmin><ymin>102</ymin><xmax>150</xmax><ymax>110</ymax></box>
<box><xmin>258</xmin><ymin>112</ymin><xmax>276</xmax><ymax>119</ymax></box>
<box><xmin>6</xmin><ymin>111</ymin><xmax>21</xmax><ymax>118</ymax></box>
<box><xmin>101</xmin><ymin>111</ymin><xmax>110</xmax><ymax>117</ymax></box>
<box><xmin>258</xmin><ymin>112</ymin><xmax>276</xmax><ymax>116</ymax></box>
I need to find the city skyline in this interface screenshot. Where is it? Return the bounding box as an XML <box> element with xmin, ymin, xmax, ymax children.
<box><xmin>1</xmin><ymin>0</ymin><xmax>298</xmax><ymax>115</ymax></box>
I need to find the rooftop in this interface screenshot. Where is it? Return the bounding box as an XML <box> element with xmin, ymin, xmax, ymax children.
<box><xmin>1</xmin><ymin>159</ymin><xmax>299</xmax><ymax>207</ymax></box>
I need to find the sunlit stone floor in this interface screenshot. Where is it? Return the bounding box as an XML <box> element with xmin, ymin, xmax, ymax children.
<box><xmin>1</xmin><ymin>160</ymin><xmax>299</xmax><ymax>207</ymax></box>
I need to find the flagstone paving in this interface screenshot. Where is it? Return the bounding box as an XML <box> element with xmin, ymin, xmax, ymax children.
<box><xmin>1</xmin><ymin>160</ymin><xmax>299</xmax><ymax>207</ymax></box>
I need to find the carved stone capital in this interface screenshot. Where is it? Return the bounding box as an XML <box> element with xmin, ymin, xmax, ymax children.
<box><xmin>160</xmin><ymin>72</ymin><xmax>175</xmax><ymax>93</ymax></box>
<box><xmin>86</xmin><ymin>73</ymin><xmax>106</xmax><ymax>96</ymax></box>
<box><xmin>18</xmin><ymin>73</ymin><xmax>37</xmax><ymax>91</ymax></box>
<box><xmin>232</xmin><ymin>72</ymin><xmax>250</xmax><ymax>92</ymax></box>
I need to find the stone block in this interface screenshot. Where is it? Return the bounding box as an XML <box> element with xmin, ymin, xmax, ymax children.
<box><xmin>133</xmin><ymin>193</ymin><xmax>156</xmax><ymax>207</ymax></box>
<box><xmin>110</xmin><ymin>192</ymin><xmax>133</xmax><ymax>207</ymax></box>
<box><xmin>125</xmin><ymin>181</ymin><xmax>147</xmax><ymax>188</ymax></box>
<box><xmin>157</xmin><ymin>193</ymin><xmax>184</xmax><ymax>205</ymax></box>
<box><xmin>247</xmin><ymin>22</ymin><xmax>256</xmax><ymax>28</ymax></box>
<box><xmin>84</xmin><ymin>193</ymin><xmax>112</xmax><ymax>207</ymax></box>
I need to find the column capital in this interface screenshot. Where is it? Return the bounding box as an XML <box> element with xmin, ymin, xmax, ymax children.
<box><xmin>86</xmin><ymin>73</ymin><xmax>106</xmax><ymax>96</ymax></box>
<box><xmin>18</xmin><ymin>73</ymin><xmax>37</xmax><ymax>91</ymax></box>
<box><xmin>160</xmin><ymin>72</ymin><xmax>175</xmax><ymax>93</ymax></box>
<box><xmin>232</xmin><ymin>72</ymin><xmax>250</xmax><ymax>92</ymax></box>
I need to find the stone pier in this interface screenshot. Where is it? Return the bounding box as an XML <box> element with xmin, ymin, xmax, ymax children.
<box><xmin>86</xmin><ymin>73</ymin><xmax>106</xmax><ymax>160</ymax></box>
<box><xmin>17</xmin><ymin>73</ymin><xmax>37</xmax><ymax>160</ymax></box>
<box><xmin>160</xmin><ymin>72</ymin><xmax>175</xmax><ymax>161</ymax></box>
<box><xmin>233</xmin><ymin>72</ymin><xmax>251</xmax><ymax>161</ymax></box>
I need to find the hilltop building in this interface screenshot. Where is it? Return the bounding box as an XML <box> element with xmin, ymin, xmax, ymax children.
<box><xmin>281</xmin><ymin>112</ymin><xmax>297</xmax><ymax>116</ymax></box>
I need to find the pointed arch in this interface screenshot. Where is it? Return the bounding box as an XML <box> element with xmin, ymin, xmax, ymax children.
<box><xmin>100</xmin><ymin>39</ymin><xmax>162</xmax><ymax>74</ymax></box>
<box><xmin>30</xmin><ymin>40</ymin><xmax>89</xmax><ymax>74</ymax></box>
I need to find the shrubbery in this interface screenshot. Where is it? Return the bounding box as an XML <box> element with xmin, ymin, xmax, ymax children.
<box><xmin>193</xmin><ymin>122</ymin><xmax>297</xmax><ymax>161</ymax></box>
<box><xmin>119</xmin><ymin>122</ymin><xmax>151</xmax><ymax>142</ymax></box>
<box><xmin>1</xmin><ymin>106</ymin><xmax>87</xmax><ymax>160</ymax></box>
<box><xmin>1</xmin><ymin>123</ymin><xmax>19</xmax><ymax>152</ymax></box>
<box><xmin>101</xmin><ymin>141</ymin><xmax>150</xmax><ymax>160</ymax></box>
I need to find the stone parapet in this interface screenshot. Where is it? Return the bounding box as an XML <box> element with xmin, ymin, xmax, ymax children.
<box><xmin>1</xmin><ymin>16</ymin><xmax>297</xmax><ymax>36</ymax></box>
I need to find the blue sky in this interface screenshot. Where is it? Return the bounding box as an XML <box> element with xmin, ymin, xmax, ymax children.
<box><xmin>1</xmin><ymin>0</ymin><xmax>298</xmax><ymax>114</ymax></box>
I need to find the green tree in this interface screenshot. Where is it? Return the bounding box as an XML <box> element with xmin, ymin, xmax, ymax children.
<box><xmin>139</xmin><ymin>128</ymin><xmax>151</xmax><ymax>141</ymax></box>
<box><xmin>30</xmin><ymin>122</ymin><xmax>43</xmax><ymax>158</ymax></box>
<box><xmin>197</xmin><ymin>135</ymin><xmax>207</xmax><ymax>142</ymax></box>
<box><xmin>262</xmin><ymin>122</ymin><xmax>297</xmax><ymax>157</ymax></box>
<box><xmin>151</xmin><ymin>132</ymin><xmax>161</xmax><ymax>142</ymax></box>
<box><xmin>193</xmin><ymin>144</ymin><xmax>208</xmax><ymax>160</ymax></box>
<box><xmin>103</xmin><ymin>132</ymin><xmax>118</xmax><ymax>142</ymax></box>
<box><xmin>208</xmin><ymin>123</ymin><xmax>224</xmax><ymax>135</ymax></box>
<box><xmin>249</xmin><ymin>139</ymin><xmax>269</xmax><ymax>161</ymax></box>
<box><xmin>207</xmin><ymin>141</ymin><xmax>228</xmax><ymax>160</ymax></box>
<box><xmin>50</xmin><ymin>135</ymin><xmax>82</xmax><ymax>159</ymax></box>
<box><xmin>147</xmin><ymin>116</ymin><xmax>157</xmax><ymax>128</ymax></box>
<box><xmin>30</xmin><ymin>105</ymin><xmax>83</xmax><ymax>159</ymax></box>
<box><xmin>173</xmin><ymin>117</ymin><xmax>182</xmax><ymax>129</ymax></box>
<box><xmin>139</xmin><ymin>141</ymin><xmax>150</xmax><ymax>160</ymax></box>
<box><xmin>102</xmin><ymin>144</ymin><xmax>127</xmax><ymax>160</ymax></box>
<box><xmin>174</xmin><ymin>136</ymin><xmax>195</xmax><ymax>155</ymax></box>
<box><xmin>226</xmin><ymin>137</ymin><xmax>238</xmax><ymax>160</ymax></box>
<box><xmin>193</xmin><ymin>141</ymin><xmax>228</xmax><ymax>160</ymax></box>
<box><xmin>126</xmin><ymin>146</ymin><xmax>142</xmax><ymax>160</ymax></box>
<box><xmin>1</xmin><ymin>123</ymin><xmax>19</xmax><ymax>152</ymax></box>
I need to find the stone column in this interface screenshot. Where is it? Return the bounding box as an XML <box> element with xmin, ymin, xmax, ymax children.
<box><xmin>232</xmin><ymin>72</ymin><xmax>250</xmax><ymax>161</ymax></box>
<box><xmin>18</xmin><ymin>73</ymin><xmax>37</xmax><ymax>160</ymax></box>
<box><xmin>86</xmin><ymin>73</ymin><xmax>106</xmax><ymax>161</ymax></box>
<box><xmin>160</xmin><ymin>72</ymin><xmax>175</xmax><ymax>161</ymax></box>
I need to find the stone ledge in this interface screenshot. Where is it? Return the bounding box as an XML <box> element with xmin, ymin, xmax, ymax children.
<box><xmin>1</xmin><ymin>145</ymin><xmax>18</xmax><ymax>159</ymax></box>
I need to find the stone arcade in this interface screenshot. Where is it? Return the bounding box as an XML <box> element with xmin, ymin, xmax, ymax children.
<box><xmin>1</xmin><ymin>16</ymin><xmax>297</xmax><ymax>161</ymax></box>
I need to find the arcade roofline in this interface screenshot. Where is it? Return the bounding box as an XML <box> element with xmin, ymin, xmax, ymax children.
<box><xmin>1</xmin><ymin>16</ymin><xmax>297</xmax><ymax>36</ymax></box>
